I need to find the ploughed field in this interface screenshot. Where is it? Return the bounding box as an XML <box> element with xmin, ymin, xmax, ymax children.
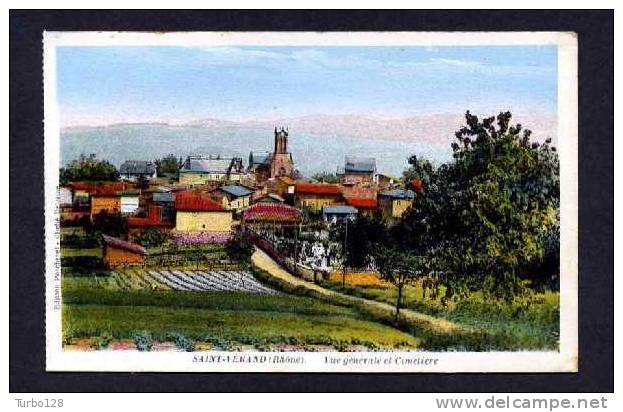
<box><xmin>109</xmin><ymin>269</ymin><xmax>280</xmax><ymax>295</ymax></box>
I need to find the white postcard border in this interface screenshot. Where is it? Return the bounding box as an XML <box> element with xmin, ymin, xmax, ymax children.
<box><xmin>44</xmin><ymin>31</ymin><xmax>578</xmax><ymax>373</ymax></box>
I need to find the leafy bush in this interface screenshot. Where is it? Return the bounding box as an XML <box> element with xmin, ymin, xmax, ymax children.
<box><xmin>226</xmin><ymin>232</ymin><xmax>254</xmax><ymax>266</ymax></box>
<box><xmin>61</xmin><ymin>234</ymin><xmax>100</xmax><ymax>248</ymax></box>
<box><xmin>133</xmin><ymin>332</ymin><xmax>153</xmax><ymax>351</ymax></box>
<box><xmin>61</xmin><ymin>256</ymin><xmax>104</xmax><ymax>271</ymax></box>
<box><xmin>203</xmin><ymin>335</ymin><xmax>231</xmax><ymax>351</ymax></box>
<box><xmin>92</xmin><ymin>333</ymin><xmax>113</xmax><ymax>349</ymax></box>
<box><xmin>134</xmin><ymin>228</ymin><xmax>171</xmax><ymax>248</ymax></box>
<box><xmin>87</xmin><ymin>211</ymin><xmax>128</xmax><ymax>238</ymax></box>
<box><xmin>334</xmin><ymin>340</ymin><xmax>350</xmax><ymax>352</ymax></box>
<box><xmin>167</xmin><ymin>333</ymin><xmax>195</xmax><ymax>352</ymax></box>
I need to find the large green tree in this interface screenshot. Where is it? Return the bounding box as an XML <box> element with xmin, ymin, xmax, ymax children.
<box><xmin>330</xmin><ymin>214</ymin><xmax>387</xmax><ymax>286</ymax></box>
<box><xmin>311</xmin><ymin>171</ymin><xmax>339</xmax><ymax>183</ymax></box>
<box><xmin>60</xmin><ymin>154</ymin><xmax>119</xmax><ymax>185</ymax></box>
<box><xmin>373</xmin><ymin>245</ymin><xmax>423</xmax><ymax>321</ymax></box>
<box><xmin>154</xmin><ymin>154</ymin><xmax>181</xmax><ymax>178</ymax></box>
<box><xmin>401</xmin><ymin>111</ymin><xmax>560</xmax><ymax>299</ymax></box>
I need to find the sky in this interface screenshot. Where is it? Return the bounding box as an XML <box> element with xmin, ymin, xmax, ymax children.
<box><xmin>57</xmin><ymin>45</ymin><xmax>558</xmax><ymax>127</ymax></box>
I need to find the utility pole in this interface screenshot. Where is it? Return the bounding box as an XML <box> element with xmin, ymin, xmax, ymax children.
<box><xmin>342</xmin><ymin>218</ymin><xmax>348</xmax><ymax>288</ymax></box>
<box><xmin>293</xmin><ymin>222</ymin><xmax>300</xmax><ymax>276</ymax></box>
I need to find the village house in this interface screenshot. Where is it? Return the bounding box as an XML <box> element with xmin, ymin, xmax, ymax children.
<box><xmin>89</xmin><ymin>183</ymin><xmax>128</xmax><ymax>219</ymax></box>
<box><xmin>90</xmin><ymin>192</ymin><xmax>121</xmax><ymax>218</ymax></box>
<box><xmin>337</xmin><ymin>156</ymin><xmax>377</xmax><ymax>185</ymax></box>
<box><xmin>151</xmin><ymin>191</ymin><xmax>176</xmax><ymax>222</ymax></box>
<box><xmin>127</xmin><ymin>204</ymin><xmax>175</xmax><ymax>239</ymax></box>
<box><xmin>102</xmin><ymin>234</ymin><xmax>148</xmax><ymax>268</ymax></box>
<box><xmin>59</xmin><ymin>187</ymin><xmax>73</xmax><ymax>207</ymax></box>
<box><xmin>322</xmin><ymin>205</ymin><xmax>358</xmax><ymax>224</ymax></box>
<box><xmin>376</xmin><ymin>173</ymin><xmax>400</xmax><ymax>191</ymax></box>
<box><xmin>65</xmin><ymin>182</ymin><xmax>96</xmax><ymax>207</ymax></box>
<box><xmin>119</xmin><ymin>160</ymin><xmax>157</xmax><ymax>182</ymax></box>
<box><xmin>120</xmin><ymin>191</ymin><xmax>141</xmax><ymax>215</ymax></box>
<box><xmin>294</xmin><ymin>183</ymin><xmax>343</xmax><ymax>213</ymax></box>
<box><xmin>248</xmin><ymin>152</ymin><xmax>272</xmax><ymax>183</ymax></box>
<box><xmin>178</xmin><ymin>155</ymin><xmax>245</xmax><ymax>186</ymax></box>
<box><xmin>345</xmin><ymin>197</ymin><xmax>378</xmax><ymax>217</ymax></box>
<box><xmin>174</xmin><ymin>191</ymin><xmax>233</xmax><ymax>233</ymax></box>
<box><xmin>275</xmin><ymin>176</ymin><xmax>296</xmax><ymax>198</ymax></box>
<box><xmin>378</xmin><ymin>189</ymin><xmax>416</xmax><ymax>222</ymax></box>
<box><xmin>211</xmin><ymin>184</ymin><xmax>253</xmax><ymax>212</ymax></box>
<box><xmin>242</xmin><ymin>203</ymin><xmax>302</xmax><ymax>228</ymax></box>
<box><xmin>254</xmin><ymin>192</ymin><xmax>285</xmax><ymax>204</ymax></box>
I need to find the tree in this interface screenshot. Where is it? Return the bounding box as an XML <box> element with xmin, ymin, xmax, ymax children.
<box><xmin>311</xmin><ymin>171</ymin><xmax>339</xmax><ymax>183</ymax></box>
<box><xmin>401</xmin><ymin>111</ymin><xmax>560</xmax><ymax>299</ymax></box>
<box><xmin>134</xmin><ymin>228</ymin><xmax>171</xmax><ymax>248</ymax></box>
<box><xmin>373</xmin><ymin>245</ymin><xmax>422</xmax><ymax>321</ymax></box>
<box><xmin>86</xmin><ymin>211</ymin><xmax>128</xmax><ymax>238</ymax></box>
<box><xmin>329</xmin><ymin>214</ymin><xmax>387</xmax><ymax>286</ymax></box>
<box><xmin>402</xmin><ymin>155</ymin><xmax>435</xmax><ymax>188</ymax></box>
<box><xmin>60</xmin><ymin>154</ymin><xmax>119</xmax><ymax>185</ymax></box>
<box><xmin>226</xmin><ymin>232</ymin><xmax>255</xmax><ymax>267</ymax></box>
<box><xmin>154</xmin><ymin>154</ymin><xmax>181</xmax><ymax>178</ymax></box>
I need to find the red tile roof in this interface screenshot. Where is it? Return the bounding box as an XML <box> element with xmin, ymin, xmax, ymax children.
<box><xmin>175</xmin><ymin>191</ymin><xmax>225</xmax><ymax>212</ymax></box>
<box><xmin>127</xmin><ymin>217</ymin><xmax>174</xmax><ymax>228</ymax></box>
<box><xmin>295</xmin><ymin>183</ymin><xmax>342</xmax><ymax>196</ymax></box>
<box><xmin>102</xmin><ymin>235</ymin><xmax>147</xmax><ymax>255</ymax></box>
<box><xmin>243</xmin><ymin>203</ymin><xmax>302</xmax><ymax>223</ymax></box>
<box><xmin>345</xmin><ymin>197</ymin><xmax>378</xmax><ymax>209</ymax></box>
<box><xmin>68</xmin><ymin>182</ymin><xmax>127</xmax><ymax>196</ymax></box>
<box><xmin>66</xmin><ymin>182</ymin><xmax>97</xmax><ymax>192</ymax></box>
<box><xmin>127</xmin><ymin>205</ymin><xmax>175</xmax><ymax>228</ymax></box>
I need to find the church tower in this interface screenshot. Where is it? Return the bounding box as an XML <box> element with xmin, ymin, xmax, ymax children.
<box><xmin>270</xmin><ymin>127</ymin><xmax>294</xmax><ymax>178</ymax></box>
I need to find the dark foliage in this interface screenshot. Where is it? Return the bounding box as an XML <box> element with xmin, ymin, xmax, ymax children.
<box><xmin>225</xmin><ymin>231</ymin><xmax>255</xmax><ymax>266</ymax></box>
<box><xmin>154</xmin><ymin>154</ymin><xmax>181</xmax><ymax>178</ymax></box>
<box><xmin>86</xmin><ymin>211</ymin><xmax>128</xmax><ymax>238</ymax></box>
<box><xmin>59</xmin><ymin>153</ymin><xmax>119</xmax><ymax>185</ymax></box>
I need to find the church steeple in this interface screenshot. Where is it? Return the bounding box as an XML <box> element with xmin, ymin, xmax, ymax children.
<box><xmin>270</xmin><ymin>127</ymin><xmax>294</xmax><ymax>178</ymax></box>
<box><xmin>274</xmin><ymin>126</ymin><xmax>288</xmax><ymax>154</ymax></box>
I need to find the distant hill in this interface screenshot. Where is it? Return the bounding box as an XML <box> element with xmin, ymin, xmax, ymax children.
<box><xmin>63</xmin><ymin>112</ymin><xmax>557</xmax><ymax>146</ymax></box>
<box><xmin>185</xmin><ymin>112</ymin><xmax>557</xmax><ymax>145</ymax></box>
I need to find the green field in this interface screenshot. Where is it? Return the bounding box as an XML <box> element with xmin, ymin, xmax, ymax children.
<box><xmin>320</xmin><ymin>279</ymin><xmax>560</xmax><ymax>350</ymax></box>
<box><xmin>62</xmin><ymin>277</ymin><xmax>420</xmax><ymax>351</ymax></box>
<box><xmin>61</xmin><ymin>247</ymin><xmax>102</xmax><ymax>258</ymax></box>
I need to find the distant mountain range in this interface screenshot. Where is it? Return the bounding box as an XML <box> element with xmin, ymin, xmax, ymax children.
<box><xmin>63</xmin><ymin>112</ymin><xmax>558</xmax><ymax>146</ymax></box>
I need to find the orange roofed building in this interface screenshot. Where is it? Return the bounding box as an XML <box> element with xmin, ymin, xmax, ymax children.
<box><xmin>345</xmin><ymin>197</ymin><xmax>378</xmax><ymax>217</ymax></box>
<box><xmin>174</xmin><ymin>191</ymin><xmax>233</xmax><ymax>232</ymax></box>
<box><xmin>89</xmin><ymin>182</ymin><xmax>128</xmax><ymax>219</ymax></box>
<box><xmin>293</xmin><ymin>183</ymin><xmax>343</xmax><ymax>213</ymax></box>
<box><xmin>102</xmin><ymin>235</ymin><xmax>147</xmax><ymax>268</ymax></box>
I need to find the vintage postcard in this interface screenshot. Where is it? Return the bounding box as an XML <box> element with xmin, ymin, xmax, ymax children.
<box><xmin>44</xmin><ymin>31</ymin><xmax>578</xmax><ymax>372</ymax></box>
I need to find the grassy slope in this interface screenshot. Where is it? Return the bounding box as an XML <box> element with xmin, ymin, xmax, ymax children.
<box><xmin>251</xmin><ymin>248</ymin><xmax>558</xmax><ymax>350</ymax></box>
<box><xmin>62</xmin><ymin>277</ymin><xmax>420</xmax><ymax>349</ymax></box>
<box><xmin>320</xmin><ymin>280</ymin><xmax>559</xmax><ymax>350</ymax></box>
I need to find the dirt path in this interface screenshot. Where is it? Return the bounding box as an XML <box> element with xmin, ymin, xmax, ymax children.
<box><xmin>251</xmin><ymin>248</ymin><xmax>463</xmax><ymax>335</ymax></box>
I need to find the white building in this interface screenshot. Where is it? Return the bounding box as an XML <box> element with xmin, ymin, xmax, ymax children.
<box><xmin>59</xmin><ymin>187</ymin><xmax>73</xmax><ymax>207</ymax></box>
<box><xmin>119</xmin><ymin>160</ymin><xmax>157</xmax><ymax>182</ymax></box>
<box><xmin>120</xmin><ymin>192</ymin><xmax>140</xmax><ymax>215</ymax></box>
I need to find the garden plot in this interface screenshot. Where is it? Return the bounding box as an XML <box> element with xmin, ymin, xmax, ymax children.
<box><xmin>112</xmin><ymin>270</ymin><xmax>280</xmax><ymax>295</ymax></box>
